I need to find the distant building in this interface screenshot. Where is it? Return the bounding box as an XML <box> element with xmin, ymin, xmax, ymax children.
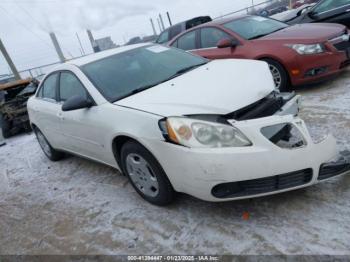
<box><xmin>125</xmin><ymin>35</ymin><xmax>158</xmax><ymax>46</ymax></box>
<box><xmin>95</xmin><ymin>37</ymin><xmax>118</xmax><ymax>51</ymax></box>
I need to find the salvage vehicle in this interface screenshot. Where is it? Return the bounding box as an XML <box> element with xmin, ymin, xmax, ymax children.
<box><xmin>0</xmin><ymin>78</ymin><xmax>40</xmax><ymax>138</ymax></box>
<box><xmin>271</xmin><ymin>4</ymin><xmax>316</xmax><ymax>22</ymax></box>
<box><xmin>292</xmin><ymin>0</ymin><xmax>320</xmax><ymax>9</ymax></box>
<box><xmin>280</xmin><ymin>0</ymin><xmax>350</xmax><ymax>27</ymax></box>
<box><xmin>27</xmin><ymin>44</ymin><xmax>350</xmax><ymax>205</ymax></box>
<box><xmin>169</xmin><ymin>15</ymin><xmax>350</xmax><ymax>91</ymax></box>
<box><xmin>155</xmin><ymin>16</ymin><xmax>212</xmax><ymax>44</ymax></box>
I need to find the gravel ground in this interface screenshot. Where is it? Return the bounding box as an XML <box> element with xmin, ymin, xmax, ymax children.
<box><xmin>0</xmin><ymin>69</ymin><xmax>349</xmax><ymax>255</ymax></box>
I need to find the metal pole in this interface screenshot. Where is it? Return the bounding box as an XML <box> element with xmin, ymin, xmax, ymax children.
<box><xmin>166</xmin><ymin>12</ymin><xmax>172</xmax><ymax>26</ymax></box>
<box><xmin>0</xmin><ymin>38</ymin><xmax>21</xmax><ymax>80</ymax></box>
<box><xmin>76</xmin><ymin>32</ymin><xmax>85</xmax><ymax>55</ymax></box>
<box><xmin>150</xmin><ymin>18</ymin><xmax>157</xmax><ymax>36</ymax></box>
<box><xmin>159</xmin><ymin>14</ymin><xmax>165</xmax><ymax>30</ymax></box>
<box><xmin>49</xmin><ymin>32</ymin><xmax>65</xmax><ymax>63</ymax></box>
<box><xmin>157</xmin><ymin>18</ymin><xmax>162</xmax><ymax>32</ymax></box>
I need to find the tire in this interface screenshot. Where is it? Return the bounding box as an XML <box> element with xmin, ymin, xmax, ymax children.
<box><xmin>120</xmin><ymin>141</ymin><xmax>176</xmax><ymax>206</ymax></box>
<box><xmin>261</xmin><ymin>58</ymin><xmax>289</xmax><ymax>92</ymax></box>
<box><xmin>34</xmin><ymin>128</ymin><xmax>64</xmax><ymax>161</ymax></box>
<box><xmin>0</xmin><ymin>113</ymin><xmax>12</xmax><ymax>138</ymax></box>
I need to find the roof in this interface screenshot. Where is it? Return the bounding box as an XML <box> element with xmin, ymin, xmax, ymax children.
<box><xmin>66</xmin><ymin>43</ymin><xmax>150</xmax><ymax>67</ymax></box>
<box><xmin>201</xmin><ymin>14</ymin><xmax>249</xmax><ymax>27</ymax></box>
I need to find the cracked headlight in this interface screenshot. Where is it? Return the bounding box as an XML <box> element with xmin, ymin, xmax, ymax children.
<box><xmin>159</xmin><ymin>117</ymin><xmax>252</xmax><ymax>148</ymax></box>
<box><xmin>287</xmin><ymin>43</ymin><xmax>325</xmax><ymax>55</ymax></box>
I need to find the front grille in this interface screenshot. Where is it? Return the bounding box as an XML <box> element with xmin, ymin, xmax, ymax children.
<box><xmin>225</xmin><ymin>96</ymin><xmax>285</xmax><ymax>121</ymax></box>
<box><xmin>212</xmin><ymin>169</ymin><xmax>313</xmax><ymax>199</ymax></box>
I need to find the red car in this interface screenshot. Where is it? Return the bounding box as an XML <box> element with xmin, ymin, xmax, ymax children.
<box><xmin>169</xmin><ymin>15</ymin><xmax>350</xmax><ymax>90</ymax></box>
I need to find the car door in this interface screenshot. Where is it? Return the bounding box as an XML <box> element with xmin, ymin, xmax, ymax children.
<box><xmin>194</xmin><ymin>27</ymin><xmax>244</xmax><ymax>60</ymax></box>
<box><xmin>194</xmin><ymin>27</ymin><xmax>238</xmax><ymax>59</ymax></box>
<box><xmin>57</xmin><ymin>71</ymin><xmax>107</xmax><ymax>161</ymax></box>
<box><xmin>306</xmin><ymin>0</ymin><xmax>350</xmax><ymax>27</ymax></box>
<box><xmin>34</xmin><ymin>73</ymin><xmax>64</xmax><ymax>148</ymax></box>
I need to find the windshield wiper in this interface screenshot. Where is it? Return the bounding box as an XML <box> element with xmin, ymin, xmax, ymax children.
<box><xmin>174</xmin><ymin>62</ymin><xmax>208</xmax><ymax>75</ymax></box>
<box><xmin>113</xmin><ymin>62</ymin><xmax>208</xmax><ymax>102</ymax></box>
<box><xmin>249</xmin><ymin>28</ymin><xmax>287</xmax><ymax>40</ymax></box>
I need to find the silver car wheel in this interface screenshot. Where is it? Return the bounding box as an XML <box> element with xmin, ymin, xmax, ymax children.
<box><xmin>269</xmin><ymin>64</ymin><xmax>282</xmax><ymax>89</ymax></box>
<box><xmin>126</xmin><ymin>153</ymin><xmax>159</xmax><ymax>198</ymax></box>
<box><xmin>36</xmin><ymin>131</ymin><xmax>52</xmax><ymax>157</ymax></box>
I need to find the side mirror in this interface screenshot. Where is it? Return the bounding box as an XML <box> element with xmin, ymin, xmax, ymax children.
<box><xmin>217</xmin><ymin>38</ymin><xmax>239</xmax><ymax>49</ymax></box>
<box><xmin>307</xmin><ymin>9</ymin><xmax>318</xmax><ymax>19</ymax></box>
<box><xmin>62</xmin><ymin>95</ymin><xmax>93</xmax><ymax>112</ymax></box>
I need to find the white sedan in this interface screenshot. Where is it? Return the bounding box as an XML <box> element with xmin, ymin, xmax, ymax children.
<box><xmin>27</xmin><ymin>44</ymin><xmax>350</xmax><ymax>205</ymax></box>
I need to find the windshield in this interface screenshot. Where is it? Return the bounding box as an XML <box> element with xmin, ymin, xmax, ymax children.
<box><xmin>223</xmin><ymin>16</ymin><xmax>288</xmax><ymax>40</ymax></box>
<box><xmin>82</xmin><ymin>45</ymin><xmax>207</xmax><ymax>102</ymax></box>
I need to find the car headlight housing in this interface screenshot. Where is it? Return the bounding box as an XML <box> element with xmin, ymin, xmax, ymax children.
<box><xmin>287</xmin><ymin>43</ymin><xmax>325</xmax><ymax>55</ymax></box>
<box><xmin>159</xmin><ymin>117</ymin><xmax>252</xmax><ymax>148</ymax></box>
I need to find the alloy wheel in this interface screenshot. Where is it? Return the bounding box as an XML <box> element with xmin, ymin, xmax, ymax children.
<box><xmin>269</xmin><ymin>64</ymin><xmax>282</xmax><ymax>90</ymax></box>
<box><xmin>126</xmin><ymin>153</ymin><xmax>160</xmax><ymax>197</ymax></box>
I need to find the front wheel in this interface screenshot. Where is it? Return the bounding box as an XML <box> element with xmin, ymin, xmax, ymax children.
<box><xmin>261</xmin><ymin>58</ymin><xmax>289</xmax><ymax>92</ymax></box>
<box><xmin>120</xmin><ymin>141</ymin><xmax>176</xmax><ymax>206</ymax></box>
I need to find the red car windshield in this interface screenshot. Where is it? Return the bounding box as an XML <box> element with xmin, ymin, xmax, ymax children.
<box><xmin>223</xmin><ymin>16</ymin><xmax>288</xmax><ymax>40</ymax></box>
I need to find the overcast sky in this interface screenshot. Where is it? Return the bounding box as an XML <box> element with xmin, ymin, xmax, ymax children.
<box><xmin>0</xmin><ymin>0</ymin><xmax>266</xmax><ymax>76</ymax></box>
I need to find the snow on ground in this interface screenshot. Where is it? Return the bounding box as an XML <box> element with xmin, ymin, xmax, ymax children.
<box><xmin>0</xmin><ymin>69</ymin><xmax>349</xmax><ymax>255</ymax></box>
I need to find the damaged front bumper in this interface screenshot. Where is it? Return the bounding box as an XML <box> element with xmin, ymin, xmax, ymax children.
<box><xmin>147</xmin><ymin>114</ymin><xmax>350</xmax><ymax>202</ymax></box>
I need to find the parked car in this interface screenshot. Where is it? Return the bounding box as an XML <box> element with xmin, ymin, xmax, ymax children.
<box><xmin>155</xmin><ymin>16</ymin><xmax>212</xmax><ymax>44</ymax></box>
<box><xmin>169</xmin><ymin>15</ymin><xmax>350</xmax><ymax>91</ymax></box>
<box><xmin>292</xmin><ymin>0</ymin><xmax>319</xmax><ymax>9</ymax></box>
<box><xmin>284</xmin><ymin>0</ymin><xmax>350</xmax><ymax>27</ymax></box>
<box><xmin>28</xmin><ymin>44</ymin><xmax>350</xmax><ymax>205</ymax></box>
<box><xmin>271</xmin><ymin>4</ymin><xmax>316</xmax><ymax>21</ymax></box>
<box><xmin>258</xmin><ymin>6</ymin><xmax>289</xmax><ymax>17</ymax></box>
<box><xmin>0</xmin><ymin>77</ymin><xmax>41</xmax><ymax>138</ymax></box>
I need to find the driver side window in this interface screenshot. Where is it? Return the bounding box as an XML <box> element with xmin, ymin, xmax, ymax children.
<box><xmin>59</xmin><ymin>72</ymin><xmax>87</xmax><ymax>102</ymax></box>
<box><xmin>200</xmin><ymin>27</ymin><xmax>231</xmax><ymax>49</ymax></box>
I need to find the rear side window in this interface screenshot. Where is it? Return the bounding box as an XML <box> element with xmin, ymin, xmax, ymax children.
<box><xmin>169</xmin><ymin>24</ymin><xmax>183</xmax><ymax>40</ymax></box>
<box><xmin>156</xmin><ymin>30</ymin><xmax>169</xmax><ymax>44</ymax></box>
<box><xmin>39</xmin><ymin>73</ymin><xmax>58</xmax><ymax>100</ymax></box>
<box><xmin>59</xmin><ymin>72</ymin><xmax>87</xmax><ymax>102</ymax></box>
<box><xmin>200</xmin><ymin>28</ymin><xmax>231</xmax><ymax>48</ymax></box>
<box><xmin>177</xmin><ymin>31</ymin><xmax>197</xmax><ymax>51</ymax></box>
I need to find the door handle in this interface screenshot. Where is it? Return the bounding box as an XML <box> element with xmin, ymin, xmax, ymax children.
<box><xmin>57</xmin><ymin>112</ymin><xmax>64</xmax><ymax>120</ymax></box>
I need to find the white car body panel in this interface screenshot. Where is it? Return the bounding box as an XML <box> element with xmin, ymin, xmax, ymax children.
<box><xmin>27</xmin><ymin>44</ymin><xmax>348</xmax><ymax>202</ymax></box>
<box><xmin>115</xmin><ymin>59</ymin><xmax>275</xmax><ymax>116</ymax></box>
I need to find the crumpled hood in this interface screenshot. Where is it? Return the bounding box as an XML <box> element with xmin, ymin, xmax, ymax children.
<box><xmin>259</xmin><ymin>23</ymin><xmax>346</xmax><ymax>43</ymax></box>
<box><xmin>115</xmin><ymin>59</ymin><xmax>275</xmax><ymax>117</ymax></box>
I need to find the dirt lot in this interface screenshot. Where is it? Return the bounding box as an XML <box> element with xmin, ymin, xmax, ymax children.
<box><xmin>0</xmin><ymin>69</ymin><xmax>349</xmax><ymax>255</ymax></box>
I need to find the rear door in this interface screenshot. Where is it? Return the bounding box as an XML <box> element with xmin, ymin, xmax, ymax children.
<box><xmin>172</xmin><ymin>29</ymin><xmax>199</xmax><ymax>51</ymax></box>
<box><xmin>307</xmin><ymin>0</ymin><xmax>350</xmax><ymax>27</ymax></box>
<box><xmin>33</xmin><ymin>73</ymin><xmax>63</xmax><ymax>148</ymax></box>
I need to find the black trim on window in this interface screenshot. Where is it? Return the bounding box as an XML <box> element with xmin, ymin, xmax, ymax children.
<box><xmin>36</xmin><ymin>72</ymin><xmax>60</xmax><ymax>102</ymax></box>
<box><xmin>57</xmin><ymin>70</ymin><xmax>95</xmax><ymax>105</ymax></box>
